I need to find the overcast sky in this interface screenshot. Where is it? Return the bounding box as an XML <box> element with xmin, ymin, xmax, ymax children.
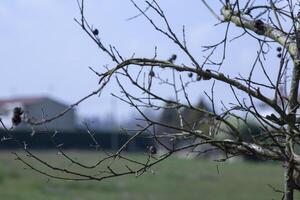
<box><xmin>0</xmin><ymin>1</ymin><xmax>281</xmax><ymax>122</ymax></box>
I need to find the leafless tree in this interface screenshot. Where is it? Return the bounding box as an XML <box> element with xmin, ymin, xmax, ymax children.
<box><xmin>2</xmin><ymin>0</ymin><xmax>300</xmax><ymax>199</ymax></box>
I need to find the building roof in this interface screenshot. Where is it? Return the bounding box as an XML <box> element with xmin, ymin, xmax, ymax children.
<box><xmin>0</xmin><ymin>96</ymin><xmax>48</xmax><ymax>106</ymax></box>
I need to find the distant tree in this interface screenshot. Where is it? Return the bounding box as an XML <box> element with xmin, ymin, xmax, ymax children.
<box><xmin>158</xmin><ymin>99</ymin><xmax>213</xmax><ymax>155</ymax></box>
<box><xmin>3</xmin><ymin>1</ymin><xmax>300</xmax><ymax>199</ymax></box>
<box><xmin>159</xmin><ymin>101</ymin><xmax>180</xmax><ymax>133</ymax></box>
<box><xmin>159</xmin><ymin>98</ymin><xmax>212</xmax><ymax>133</ymax></box>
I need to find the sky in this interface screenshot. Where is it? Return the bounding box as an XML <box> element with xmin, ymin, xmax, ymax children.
<box><xmin>0</xmin><ymin>1</ymin><xmax>281</xmax><ymax>122</ymax></box>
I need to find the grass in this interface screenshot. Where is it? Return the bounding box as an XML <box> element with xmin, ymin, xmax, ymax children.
<box><xmin>0</xmin><ymin>150</ymin><xmax>298</xmax><ymax>200</ymax></box>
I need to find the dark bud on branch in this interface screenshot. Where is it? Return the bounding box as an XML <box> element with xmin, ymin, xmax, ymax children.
<box><xmin>168</xmin><ymin>54</ymin><xmax>177</xmax><ymax>64</ymax></box>
<box><xmin>149</xmin><ymin>70</ymin><xmax>155</xmax><ymax>77</ymax></box>
<box><xmin>265</xmin><ymin>113</ymin><xmax>285</xmax><ymax>126</ymax></box>
<box><xmin>202</xmin><ymin>75</ymin><xmax>211</xmax><ymax>80</ymax></box>
<box><xmin>196</xmin><ymin>70</ymin><xmax>212</xmax><ymax>81</ymax></box>
<box><xmin>254</xmin><ymin>20</ymin><xmax>265</xmax><ymax>34</ymax></box>
<box><xmin>188</xmin><ymin>72</ymin><xmax>193</xmax><ymax>78</ymax></box>
<box><xmin>215</xmin><ymin>116</ymin><xmax>221</xmax><ymax>120</ymax></box>
<box><xmin>92</xmin><ymin>29</ymin><xmax>99</xmax><ymax>36</ymax></box>
<box><xmin>277</xmin><ymin>53</ymin><xmax>282</xmax><ymax>58</ymax></box>
<box><xmin>196</xmin><ymin>75</ymin><xmax>202</xmax><ymax>81</ymax></box>
<box><xmin>12</xmin><ymin>107</ymin><xmax>23</xmax><ymax>126</ymax></box>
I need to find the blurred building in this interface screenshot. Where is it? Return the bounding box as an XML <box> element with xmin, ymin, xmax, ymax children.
<box><xmin>0</xmin><ymin>96</ymin><xmax>76</xmax><ymax>131</ymax></box>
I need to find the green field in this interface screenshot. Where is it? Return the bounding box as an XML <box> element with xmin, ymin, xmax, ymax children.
<box><xmin>0</xmin><ymin>151</ymin><xmax>298</xmax><ymax>200</ymax></box>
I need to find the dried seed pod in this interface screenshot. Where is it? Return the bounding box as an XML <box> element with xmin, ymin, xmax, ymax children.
<box><xmin>254</xmin><ymin>19</ymin><xmax>265</xmax><ymax>32</ymax></box>
<box><xmin>92</xmin><ymin>29</ymin><xmax>99</xmax><ymax>36</ymax></box>
<box><xmin>148</xmin><ymin>145</ymin><xmax>157</xmax><ymax>155</ymax></box>
<box><xmin>12</xmin><ymin>107</ymin><xmax>23</xmax><ymax>126</ymax></box>
<box><xmin>276</xmin><ymin>47</ymin><xmax>282</xmax><ymax>52</ymax></box>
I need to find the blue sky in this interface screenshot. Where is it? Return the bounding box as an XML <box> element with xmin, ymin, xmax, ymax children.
<box><xmin>0</xmin><ymin>1</ymin><xmax>281</xmax><ymax>121</ymax></box>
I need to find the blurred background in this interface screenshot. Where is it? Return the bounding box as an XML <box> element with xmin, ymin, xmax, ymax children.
<box><xmin>0</xmin><ymin>0</ymin><xmax>294</xmax><ymax>199</ymax></box>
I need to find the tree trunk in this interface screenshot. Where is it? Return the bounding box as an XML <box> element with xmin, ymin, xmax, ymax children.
<box><xmin>284</xmin><ymin>167</ymin><xmax>294</xmax><ymax>200</ymax></box>
<box><xmin>284</xmin><ymin>144</ymin><xmax>294</xmax><ymax>200</ymax></box>
<box><xmin>284</xmin><ymin>15</ymin><xmax>300</xmax><ymax>198</ymax></box>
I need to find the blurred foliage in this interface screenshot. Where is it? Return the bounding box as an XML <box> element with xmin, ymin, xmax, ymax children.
<box><xmin>158</xmin><ymin>98</ymin><xmax>265</xmax><ymax>161</ymax></box>
<box><xmin>216</xmin><ymin>117</ymin><xmax>264</xmax><ymax>161</ymax></box>
<box><xmin>217</xmin><ymin>117</ymin><xmax>262</xmax><ymax>143</ymax></box>
<box><xmin>159</xmin><ymin>98</ymin><xmax>212</xmax><ymax>133</ymax></box>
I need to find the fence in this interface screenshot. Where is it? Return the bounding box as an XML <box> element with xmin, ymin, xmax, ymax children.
<box><xmin>0</xmin><ymin>129</ymin><xmax>154</xmax><ymax>152</ymax></box>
